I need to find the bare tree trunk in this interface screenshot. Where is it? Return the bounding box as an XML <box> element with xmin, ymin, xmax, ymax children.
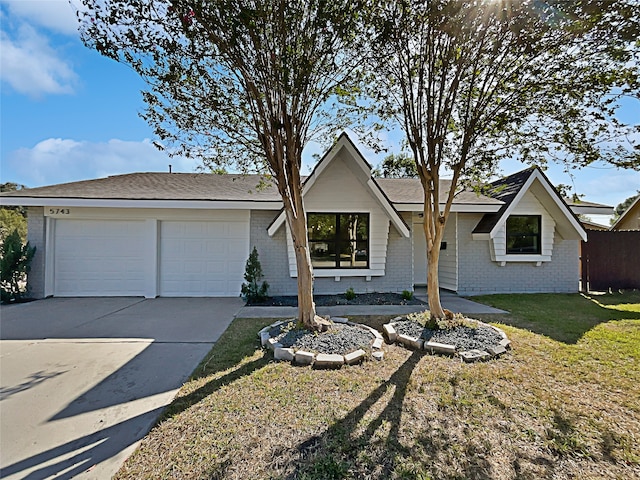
<box><xmin>426</xmin><ymin>243</ymin><xmax>445</xmax><ymax>320</ymax></box>
<box><xmin>286</xmin><ymin>206</ymin><xmax>318</xmax><ymax>329</ymax></box>
<box><xmin>423</xmin><ymin>202</ymin><xmax>446</xmax><ymax>321</ymax></box>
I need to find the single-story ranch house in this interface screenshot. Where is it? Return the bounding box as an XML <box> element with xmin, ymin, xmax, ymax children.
<box><xmin>1</xmin><ymin>133</ymin><xmax>612</xmax><ymax>299</ymax></box>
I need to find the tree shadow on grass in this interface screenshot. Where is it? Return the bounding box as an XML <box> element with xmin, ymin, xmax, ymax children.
<box><xmin>474</xmin><ymin>293</ymin><xmax>639</xmax><ymax>345</ymax></box>
<box><xmin>284</xmin><ymin>350</ymin><xmax>493</xmax><ymax>480</ymax></box>
<box><xmin>157</xmin><ymin>317</ymin><xmax>272</xmax><ymax>423</ymax></box>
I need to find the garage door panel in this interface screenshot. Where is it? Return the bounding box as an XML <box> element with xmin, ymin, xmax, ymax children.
<box><xmin>159</xmin><ymin>219</ymin><xmax>248</xmax><ymax>297</ymax></box>
<box><xmin>54</xmin><ymin>220</ymin><xmax>146</xmax><ymax>296</ymax></box>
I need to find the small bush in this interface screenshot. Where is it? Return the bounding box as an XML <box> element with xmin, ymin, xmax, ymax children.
<box><xmin>407</xmin><ymin>310</ymin><xmax>475</xmax><ymax>330</ymax></box>
<box><xmin>240</xmin><ymin>246</ymin><xmax>269</xmax><ymax>303</ymax></box>
<box><xmin>401</xmin><ymin>289</ymin><xmax>413</xmax><ymax>301</ymax></box>
<box><xmin>0</xmin><ymin>229</ymin><xmax>36</xmax><ymax>303</ymax></box>
<box><xmin>345</xmin><ymin>287</ymin><xmax>356</xmax><ymax>301</ymax></box>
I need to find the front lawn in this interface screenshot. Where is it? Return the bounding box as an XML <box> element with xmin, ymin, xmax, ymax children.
<box><xmin>116</xmin><ymin>292</ymin><xmax>640</xmax><ymax>480</ymax></box>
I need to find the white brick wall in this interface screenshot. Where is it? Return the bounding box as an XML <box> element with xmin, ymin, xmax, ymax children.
<box><xmin>26</xmin><ymin>207</ymin><xmax>46</xmax><ymax>298</ymax></box>
<box><xmin>457</xmin><ymin>213</ymin><xmax>580</xmax><ymax>295</ymax></box>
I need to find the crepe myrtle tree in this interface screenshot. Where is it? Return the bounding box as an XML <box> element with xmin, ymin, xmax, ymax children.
<box><xmin>366</xmin><ymin>0</ymin><xmax>639</xmax><ymax>322</ymax></box>
<box><xmin>79</xmin><ymin>0</ymin><xmax>366</xmax><ymax>330</ymax></box>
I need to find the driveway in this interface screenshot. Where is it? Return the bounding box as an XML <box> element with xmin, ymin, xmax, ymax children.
<box><xmin>0</xmin><ymin>297</ymin><xmax>243</xmax><ymax>480</ymax></box>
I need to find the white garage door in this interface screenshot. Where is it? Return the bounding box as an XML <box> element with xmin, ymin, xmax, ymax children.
<box><xmin>159</xmin><ymin>217</ymin><xmax>249</xmax><ymax>297</ymax></box>
<box><xmin>54</xmin><ymin>219</ymin><xmax>147</xmax><ymax>296</ymax></box>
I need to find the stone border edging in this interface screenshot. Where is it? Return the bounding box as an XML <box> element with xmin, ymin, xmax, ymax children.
<box><xmin>383</xmin><ymin>316</ymin><xmax>511</xmax><ymax>362</ymax></box>
<box><xmin>258</xmin><ymin>317</ymin><xmax>385</xmax><ymax>368</ymax></box>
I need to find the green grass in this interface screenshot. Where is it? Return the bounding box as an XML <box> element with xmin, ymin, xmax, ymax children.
<box><xmin>115</xmin><ymin>293</ymin><xmax>640</xmax><ymax>480</ymax></box>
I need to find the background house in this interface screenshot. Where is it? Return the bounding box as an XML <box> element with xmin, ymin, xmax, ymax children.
<box><xmin>611</xmin><ymin>195</ymin><xmax>640</xmax><ymax>231</ymax></box>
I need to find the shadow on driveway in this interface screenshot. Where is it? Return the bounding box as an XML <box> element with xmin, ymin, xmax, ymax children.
<box><xmin>0</xmin><ymin>297</ymin><xmax>242</xmax><ymax>479</ymax></box>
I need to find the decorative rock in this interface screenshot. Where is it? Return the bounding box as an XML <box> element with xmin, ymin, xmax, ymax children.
<box><xmin>397</xmin><ymin>334</ymin><xmax>423</xmax><ymax>350</ymax></box>
<box><xmin>274</xmin><ymin>347</ymin><xmax>295</xmax><ymax>362</ymax></box>
<box><xmin>372</xmin><ymin>330</ymin><xmax>383</xmax><ymax>340</ymax></box>
<box><xmin>294</xmin><ymin>350</ymin><xmax>315</xmax><ymax>366</ymax></box>
<box><xmin>314</xmin><ymin>353</ymin><xmax>344</xmax><ymax>369</ymax></box>
<box><xmin>332</xmin><ymin>316</ymin><xmax>349</xmax><ymax>324</ymax></box>
<box><xmin>459</xmin><ymin>349</ymin><xmax>491</xmax><ymax>363</ymax></box>
<box><xmin>487</xmin><ymin>345</ymin><xmax>507</xmax><ymax>357</ymax></box>
<box><xmin>260</xmin><ymin>331</ymin><xmax>271</xmax><ymax>347</ymax></box>
<box><xmin>499</xmin><ymin>338</ymin><xmax>512</xmax><ymax>349</ymax></box>
<box><xmin>315</xmin><ymin>316</ymin><xmax>333</xmax><ymax>332</ymax></box>
<box><xmin>344</xmin><ymin>349</ymin><xmax>366</xmax><ymax>365</ymax></box>
<box><xmin>372</xmin><ymin>337</ymin><xmax>384</xmax><ymax>350</ymax></box>
<box><xmin>383</xmin><ymin>324</ymin><xmax>397</xmax><ymax>343</ymax></box>
<box><xmin>372</xmin><ymin>351</ymin><xmax>384</xmax><ymax>361</ymax></box>
<box><xmin>259</xmin><ymin>325</ymin><xmax>272</xmax><ymax>334</ymax></box>
<box><xmin>267</xmin><ymin>338</ymin><xmax>282</xmax><ymax>351</ymax></box>
<box><xmin>424</xmin><ymin>341</ymin><xmax>456</xmax><ymax>355</ymax></box>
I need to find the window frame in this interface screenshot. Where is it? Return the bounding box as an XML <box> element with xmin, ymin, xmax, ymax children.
<box><xmin>505</xmin><ymin>215</ymin><xmax>542</xmax><ymax>255</ymax></box>
<box><xmin>307</xmin><ymin>212</ymin><xmax>370</xmax><ymax>269</ymax></box>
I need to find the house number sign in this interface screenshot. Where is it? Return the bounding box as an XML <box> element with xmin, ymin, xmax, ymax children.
<box><xmin>47</xmin><ymin>208</ymin><xmax>71</xmax><ymax>216</ymax></box>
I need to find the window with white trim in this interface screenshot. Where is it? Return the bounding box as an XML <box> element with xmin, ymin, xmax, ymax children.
<box><xmin>308</xmin><ymin>213</ymin><xmax>369</xmax><ymax>268</ymax></box>
<box><xmin>506</xmin><ymin>215</ymin><xmax>541</xmax><ymax>254</ymax></box>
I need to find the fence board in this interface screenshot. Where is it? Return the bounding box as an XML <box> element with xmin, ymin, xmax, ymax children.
<box><xmin>581</xmin><ymin>230</ymin><xmax>640</xmax><ymax>291</ymax></box>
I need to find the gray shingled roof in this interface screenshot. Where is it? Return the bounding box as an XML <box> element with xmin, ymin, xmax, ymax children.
<box><xmin>472</xmin><ymin>168</ymin><xmax>536</xmax><ymax>234</ymax></box>
<box><xmin>376</xmin><ymin>178</ymin><xmax>502</xmax><ymax>205</ymax></box>
<box><xmin>0</xmin><ymin>172</ymin><xmax>503</xmax><ymax>205</ymax></box>
<box><xmin>0</xmin><ymin>172</ymin><xmax>281</xmax><ymax>202</ymax></box>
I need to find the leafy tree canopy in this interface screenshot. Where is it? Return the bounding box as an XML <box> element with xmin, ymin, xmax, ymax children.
<box><xmin>363</xmin><ymin>0</ymin><xmax>639</xmax><ymax>318</ymax></box>
<box><xmin>79</xmin><ymin>0</ymin><xmax>367</xmax><ymax>329</ymax></box>
<box><xmin>0</xmin><ymin>183</ymin><xmax>28</xmax><ymax>242</ymax></box>
<box><xmin>614</xmin><ymin>191</ymin><xmax>640</xmax><ymax>217</ymax></box>
<box><xmin>374</xmin><ymin>153</ymin><xmax>418</xmax><ymax>178</ymax></box>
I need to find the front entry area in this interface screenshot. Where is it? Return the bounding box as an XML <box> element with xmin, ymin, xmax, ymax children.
<box><xmin>412</xmin><ymin>213</ymin><xmax>458</xmax><ymax>291</ymax></box>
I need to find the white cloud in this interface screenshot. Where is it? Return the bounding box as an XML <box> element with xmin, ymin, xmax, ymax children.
<box><xmin>0</xmin><ymin>23</ymin><xmax>77</xmax><ymax>97</ymax></box>
<box><xmin>0</xmin><ymin>0</ymin><xmax>78</xmax><ymax>36</ymax></box>
<box><xmin>3</xmin><ymin>138</ymin><xmax>200</xmax><ymax>187</ymax></box>
<box><xmin>580</xmin><ymin>169</ymin><xmax>640</xmax><ymax>207</ymax></box>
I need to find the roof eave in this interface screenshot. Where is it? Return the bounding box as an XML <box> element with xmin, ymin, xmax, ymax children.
<box><xmin>0</xmin><ymin>197</ymin><xmax>283</xmax><ymax>210</ymax></box>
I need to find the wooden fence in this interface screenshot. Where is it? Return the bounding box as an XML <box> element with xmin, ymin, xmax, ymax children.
<box><xmin>581</xmin><ymin>230</ymin><xmax>640</xmax><ymax>291</ymax></box>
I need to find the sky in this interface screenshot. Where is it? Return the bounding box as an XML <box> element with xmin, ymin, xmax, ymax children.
<box><xmin>1</xmin><ymin>0</ymin><xmax>639</xmax><ymax>224</ymax></box>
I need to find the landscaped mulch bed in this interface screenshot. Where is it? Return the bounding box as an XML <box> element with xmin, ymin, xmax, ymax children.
<box><xmin>247</xmin><ymin>292</ymin><xmax>426</xmax><ymax>306</ymax></box>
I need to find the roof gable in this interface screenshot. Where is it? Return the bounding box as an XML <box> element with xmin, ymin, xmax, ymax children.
<box><xmin>611</xmin><ymin>194</ymin><xmax>640</xmax><ymax>230</ymax></box>
<box><xmin>267</xmin><ymin>133</ymin><xmax>410</xmax><ymax>237</ymax></box>
<box><xmin>472</xmin><ymin>167</ymin><xmax>587</xmax><ymax>241</ymax></box>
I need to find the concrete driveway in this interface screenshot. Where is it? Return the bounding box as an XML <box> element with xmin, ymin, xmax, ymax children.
<box><xmin>0</xmin><ymin>297</ymin><xmax>243</xmax><ymax>480</ymax></box>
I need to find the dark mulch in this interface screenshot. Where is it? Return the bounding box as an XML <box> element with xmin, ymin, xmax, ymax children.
<box><xmin>393</xmin><ymin>319</ymin><xmax>503</xmax><ymax>351</ymax></box>
<box><xmin>247</xmin><ymin>292</ymin><xmax>427</xmax><ymax>306</ymax></box>
<box><xmin>269</xmin><ymin>322</ymin><xmax>376</xmax><ymax>355</ymax></box>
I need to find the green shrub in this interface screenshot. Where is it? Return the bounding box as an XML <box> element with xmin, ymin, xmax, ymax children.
<box><xmin>240</xmin><ymin>246</ymin><xmax>269</xmax><ymax>303</ymax></box>
<box><xmin>0</xmin><ymin>229</ymin><xmax>36</xmax><ymax>303</ymax></box>
<box><xmin>407</xmin><ymin>310</ymin><xmax>475</xmax><ymax>330</ymax></box>
<box><xmin>401</xmin><ymin>289</ymin><xmax>413</xmax><ymax>300</ymax></box>
<box><xmin>345</xmin><ymin>287</ymin><xmax>356</xmax><ymax>301</ymax></box>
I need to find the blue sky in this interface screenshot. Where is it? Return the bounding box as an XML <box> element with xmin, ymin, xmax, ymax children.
<box><xmin>1</xmin><ymin>0</ymin><xmax>638</xmax><ymax>221</ymax></box>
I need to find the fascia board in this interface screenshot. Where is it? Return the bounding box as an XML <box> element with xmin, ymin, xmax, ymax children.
<box><xmin>570</xmin><ymin>205</ymin><xmax>615</xmax><ymax>215</ymax></box>
<box><xmin>0</xmin><ymin>197</ymin><xmax>283</xmax><ymax>210</ymax></box>
<box><xmin>267</xmin><ymin>211</ymin><xmax>286</xmax><ymax>236</ymax></box>
<box><xmin>366</xmin><ymin>179</ymin><xmax>410</xmax><ymax>238</ymax></box>
<box><xmin>488</xmin><ymin>172</ymin><xmax>537</xmax><ymax>239</ymax></box>
<box><xmin>529</xmin><ymin>171</ymin><xmax>587</xmax><ymax>241</ymax></box>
